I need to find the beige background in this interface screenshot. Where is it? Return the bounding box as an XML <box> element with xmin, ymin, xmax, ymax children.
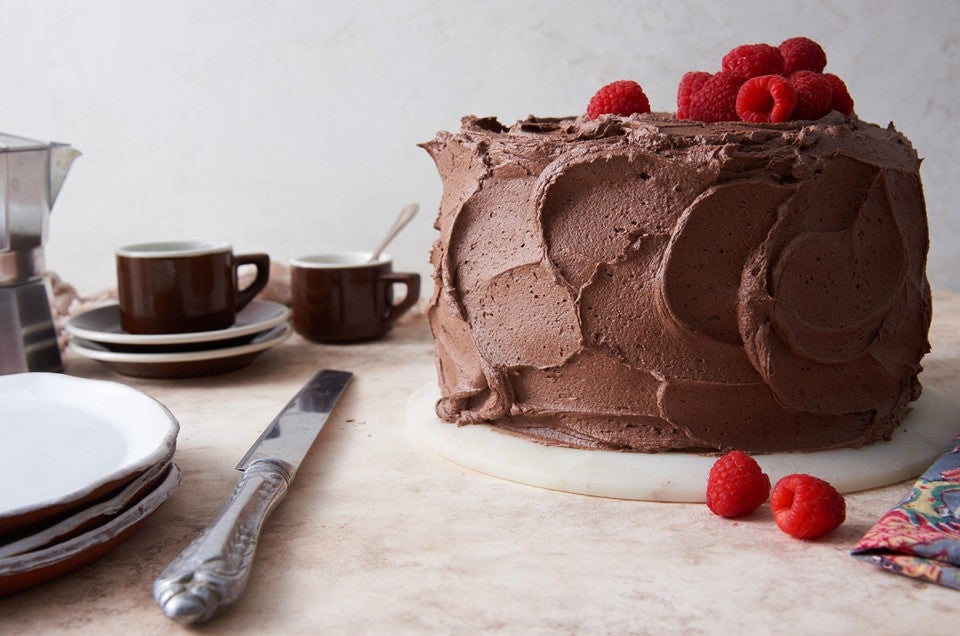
<box><xmin>0</xmin><ymin>0</ymin><xmax>955</xmax><ymax>293</ymax></box>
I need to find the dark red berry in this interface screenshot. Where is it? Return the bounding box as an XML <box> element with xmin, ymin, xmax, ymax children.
<box><xmin>706</xmin><ymin>450</ymin><xmax>771</xmax><ymax>518</ymax></box>
<box><xmin>789</xmin><ymin>71</ymin><xmax>833</xmax><ymax>120</ymax></box>
<box><xmin>823</xmin><ymin>73</ymin><xmax>854</xmax><ymax>116</ymax></box>
<box><xmin>735</xmin><ymin>75</ymin><xmax>798</xmax><ymax>123</ymax></box>
<box><xmin>688</xmin><ymin>72</ymin><xmax>743</xmax><ymax>123</ymax></box>
<box><xmin>771</xmin><ymin>474</ymin><xmax>846</xmax><ymax>539</ymax></box>
<box><xmin>587</xmin><ymin>80</ymin><xmax>651</xmax><ymax>120</ymax></box>
<box><xmin>779</xmin><ymin>37</ymin><xmax>828</xmax><ymax>76</ymax></box>
<box><xmin>677</xmin><ymin>71</ymin><xmax>712</xmax><ymax>120</ymax></box>
<box><xmin>721</xmin><ymin>43</ymin><xmax>784</xmax><ymax>79</ymax></box>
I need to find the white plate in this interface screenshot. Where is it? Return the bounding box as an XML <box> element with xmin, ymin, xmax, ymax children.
<box><xmin>69</xmin><ymin>323</ymin><xmax>291</xmax><ymax>378</ymax></box>
<box><xmin>64</xmin><ymin>299</ymin><xmax>290</xmax><ymax>346</ymax></box>
<box><xmin>0</xmin><ymin>459</ymin><xmax>171</xmax><ymax>559</ymax></box>
<box><xmin>407</xmin><ymin>383</ymin><xmax>960</xmax><ymax>502</ymax></box>
<box><xmin>0</xmin><ymin>464</ymin><xmax>180</xmax><ymax>596</ymax></box>
<box><xmin>0</xmin><ymin>373</ymin><xmax>179</xmax><ymax>533</ymax></box>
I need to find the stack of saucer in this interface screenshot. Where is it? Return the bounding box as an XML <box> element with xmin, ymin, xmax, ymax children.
<box><xmin>0</xmin><ymin>373</ymin><xmax>180</xmax><ymax>595</ymax></box>
<box><xmin>65</xmin><ymin>300</ymin><xmax>291</xmax><ymax>378</ymax></box>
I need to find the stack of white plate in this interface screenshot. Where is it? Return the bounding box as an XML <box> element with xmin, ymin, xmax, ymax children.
<box><xmin>0</xmin><ymin>373</ymin><xmax>180</xmax><ymax>596</ymax></box>
<box><xmin>65</xmin><ymin>300</ymin><xmax>291</xmax><ymax>378</ymax></box>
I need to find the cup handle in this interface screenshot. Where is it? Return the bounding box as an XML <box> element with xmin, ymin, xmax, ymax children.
<box><xmin>234</xmin><ymin>253</ymin><xmax>271</xmax><ymax>311</ymax></box>
<box><xmin>380</xmin><ymin>272</ymin><xmax>420</xmax><ymax>326</ymax></box>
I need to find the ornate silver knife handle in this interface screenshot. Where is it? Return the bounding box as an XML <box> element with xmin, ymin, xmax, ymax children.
<box><xmin>153</xmin><ymin>459</ymin><xmax>291</xmax><ymax>624</ymax></box>
<box><xmin>153</xmin><ymin>369</ymin><xmax>353</xmax><ymax>624</ymax></box>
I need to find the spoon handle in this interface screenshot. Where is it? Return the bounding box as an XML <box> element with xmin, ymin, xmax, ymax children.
<box><xmin>370</xmin><ymin>203</ymin><xmax>419</xmax><ymax>262</ymax></box>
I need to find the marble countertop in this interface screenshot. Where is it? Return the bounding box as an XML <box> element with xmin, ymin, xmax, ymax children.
<box><xmin>3</xmin><ymin>292</ymin><xmax>960</xmax><ymax>634</ymax></box>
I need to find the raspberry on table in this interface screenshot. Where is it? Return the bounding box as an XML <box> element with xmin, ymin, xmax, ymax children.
<box><xmin>735</xmin><ymin>75</ymin><xmax>798</xmax><ymax>123</ymax></box>
<box><xmin>705</xmin><ymin>450</ymin><xmax>771</xmax><ymax>517</ymax></box>
<box><xmin>677</xmin><ymin>71</ymin><xmax>712</xmax><ymax>120</ymax></box>
<box><xmin>687</xmin><ymin>72</ymin><xmax>743</xmax><ymax>123</ymax></box>
<box><xmin>587</xmin><ymin>80</ymin><xmax>651</xmax><ymax>120</ymax></box>
<box><xmin>721</xmin><ymin>43</ymin><xmax>784</xmax><ymax>79</ymax></box>
<box><xmin>779</xmin><ymin>37</ymin><xmax>828</xmax><ymax>76</ymax></box>
<box><xmin>770</xmin><ymin>474</ymin><xmax>846</xmax><ymax>539</ymax></box>
<box><xmin>823</xmin><ymin>73</ymin><xmax>854</xmax><ymax>116</ymax></box>
<box><xmin>789</xmin><ymin>71</ymin><xmax>833</xmax><ymax>120</ymax></box>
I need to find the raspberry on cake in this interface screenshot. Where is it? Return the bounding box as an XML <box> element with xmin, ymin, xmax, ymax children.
<box><xmin>789</xmin><ymin>71</ymin><xmax>834</xmax><ymax>120</ymax></box>
<box><xmin>735</xmin><ymin>75</ymin><xmax>798</xmax><ymax>123</ymax></box>
<box><xmin>686</xmin><ymin>71</ymin><xmax>742</xmax><ymax>122</ymax></box>
<box><xmin>676</xmin><ymin>71</ymin><xmax>712</xmax><ymax>120</ymax></box>
<box><xmin>721</xmin><ymin>43</ymin><xmax>784</xmax><ymax>79</ymax></box>
<box><xmin>823</xmin><ymin>73</ymin><xmax>855</xmax><ymax>116</ymax></box>
<box><xmin>587</xmin><ymin>80</ymin><xmax>651</xmax><ymax>120</ymax></box>
<box><xmin>779</xmin><ymin>36</ymin><xmax>828</xmax><ymax>76</ymax></box>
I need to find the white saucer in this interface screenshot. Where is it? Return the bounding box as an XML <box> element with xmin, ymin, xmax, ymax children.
<box><xmin>0</xmin><ymin>373</ymin><xmax>179</xmax><ymax>533</ymax></box>
<box><xmin>64</xmin><ymin>299</ymin><xmax>290</xmax><ymax>346</ymax></box>
<box><xmin>407</xmin><ymin>383</ymin><xmax>960</xmax><ymax>502</ymax></box>
<box><xmin>69</xmin><ymin>323</ymin><xmax>291</xmax><ymax>378</ymax></box>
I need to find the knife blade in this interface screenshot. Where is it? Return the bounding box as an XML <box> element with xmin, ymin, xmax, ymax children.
<box><xmin>153</xmin><ymin>369</ymin><xmax>352</xmax><ymax>625</ymax></box>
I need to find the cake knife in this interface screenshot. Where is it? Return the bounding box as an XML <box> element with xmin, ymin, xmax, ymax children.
<box><xmin>153</xmin><ymin>369</ymin><xmax>353</xmax><ymax>624</ymax></box>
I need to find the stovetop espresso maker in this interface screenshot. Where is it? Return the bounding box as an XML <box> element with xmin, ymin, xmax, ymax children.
<box><xmin>0</xmin><ymin>133</ymin><xmax>79</xmax><ymax>375</ymax></box>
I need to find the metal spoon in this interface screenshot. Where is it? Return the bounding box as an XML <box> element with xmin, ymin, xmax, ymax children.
<box><xmin>369</xmin><ymin>203</ymin><xmax>419</xmax><ymax>263</ymax></box>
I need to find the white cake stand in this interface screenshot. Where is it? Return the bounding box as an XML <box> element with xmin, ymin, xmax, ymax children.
<box><xmin>406</xmin><ymin>383</ymin><xmax>960</xmax><ymax>502</ymax></box>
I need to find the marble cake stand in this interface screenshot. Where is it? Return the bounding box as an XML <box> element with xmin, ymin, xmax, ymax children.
<box><xmin>406</xmin><ymin>383</ymin><xmax>960</xmax><ymax>502</ymax></box>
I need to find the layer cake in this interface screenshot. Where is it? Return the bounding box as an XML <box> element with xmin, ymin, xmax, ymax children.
<box><xmin>420</xmin><ymin>112</ymin><xmax>930</xmax><ymax>453</ymax></box>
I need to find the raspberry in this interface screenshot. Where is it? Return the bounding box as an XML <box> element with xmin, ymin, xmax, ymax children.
<box><xmin>676</xmin><ymin>71</ymin><xmax>712</xmax><ymax>120</ymax></box>
<box><xmin>687</xmin><ymin>72</ymin><xmax>743</xmax><ymax>123</ymax></box>
<box><xmin>789</xmin><ymin>71</ymin><xmax>833</xmax><ymax>120</ymax></box>
<box><xmin>705</xmin><ymin>450</ymin><xmax>771</xmax><ymax>517</ymax></box>
<box><xmin>735</xmin><ymin>75</ymin><xmax>798</xmax><ymax>123</ymax></box>
<box><xmin>779</xmin><ymin>37</ymin><xmax>827</xmax><ymax>76</ymax></box>
<box><xmin>587</xmin><ymin>80</ymin><xmax>651</xmax><ymax>120</ymax></box>
<box><xmin>721</xmin><ymin>43</ymin><xmax>784</xmax><ymax>79</ymax></box>
<box><xmin>823</xmin><ymin>73</ymin><xmax>854</xmax><ymax>116</ymax></box>
<box><xmin>770</xmin><ymin>474</ymin><xmax>846</xmax><ymax>539</ymax></box>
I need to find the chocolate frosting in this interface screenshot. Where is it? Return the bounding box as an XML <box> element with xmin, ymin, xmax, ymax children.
<box><xmin>420</xmin><ymin>112</ymin><xmax>931</xmax><ymax>453</ymax></box>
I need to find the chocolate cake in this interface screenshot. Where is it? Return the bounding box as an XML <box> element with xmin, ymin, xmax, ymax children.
<box><xmin>420</xmin><ymin>112</ymin><xmax>930</xmax><ymax>453</ymax></box>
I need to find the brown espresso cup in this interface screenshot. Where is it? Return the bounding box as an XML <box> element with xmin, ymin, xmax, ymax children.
<box><xmin>290</xmin><ymin>252</ymin><xmax>420</xmax><ymax>342</ymax></box>
<box><xmin>116</xmin><ymin>240</ymin><xmax>270</xmax><ymax>334</ymax></box>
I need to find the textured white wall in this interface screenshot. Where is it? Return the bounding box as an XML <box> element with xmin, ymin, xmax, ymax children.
<box><xmin>0</xmin><ymin>0</ymin><xmax>956</xmax><ymax>294</ymax></box>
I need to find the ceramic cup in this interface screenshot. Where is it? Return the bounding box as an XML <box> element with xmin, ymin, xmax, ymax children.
<box><xmin>116</xmin><ymin>240</ymin><xmax>270</xmax><ymax>334</ymax></box>
<box><xmin>290</xmin><ymin>251</ymin><xmax>420</xmax><ymax>342</ymax></box>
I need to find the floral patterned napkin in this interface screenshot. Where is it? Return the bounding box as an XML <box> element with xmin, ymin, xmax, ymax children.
<box><xmin>851</xmin><ymin>435</ymin><xmax>960</xmax><ymax>590</ymax></box>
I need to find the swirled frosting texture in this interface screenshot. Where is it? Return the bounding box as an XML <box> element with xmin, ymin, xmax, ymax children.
<box><xmin>420</xmin><ymin>113</ymin><xmax>931</xmax><ymax>453</ymax></box>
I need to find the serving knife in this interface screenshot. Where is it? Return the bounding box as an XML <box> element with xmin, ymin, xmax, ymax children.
<box><xmin>153</xmin><ymin>369</ymin><xmax>353</xmax><ymax>624</ymax></box>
